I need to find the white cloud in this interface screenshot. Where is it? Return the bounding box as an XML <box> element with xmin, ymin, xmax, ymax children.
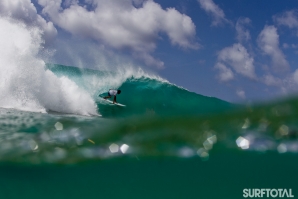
<box><xmin>257</xmin><ymin>25</ymin><xmax>290</xmax><ymax>72</ymax></box>
<box><xmin>132</xmin><ymin>0</ymin><xmax>146</xmax><ymax>7</ymax></box>
<box><xmin>283</xmin><ymin>43</ymin><xmax>289</xmax><ymax>49</ymax></box>
<box><xmin>133</xmin><ymin>51</ymin><xmax>164</xmax><ymax>69</ymax></box>
<box><xmin>236</xmin><ymin>17</ymin><xmax>251</xmax><ymax>43</ymax></box>
<box><xmin>263</xmin><ymin>74</ymin><xmax>283</xmax><ymax>87</ymax></box>
<box><xmin>261</xmin><ymin>72</ymin><xmax>298</xmax><ymax>95</ymax></box>
<box><xmin>37</xmin><ymin>0</ymin><xmax>199</xmax><ymax>68</ymax></box>
<box><xmin>0</xmin><ymin>0</ymin><xmax>57</xmax><ymax>45</ymax></box>
<box><xmin>292</xmin><ymin>69</ymin><xmax>298</xmax><ymax>85</ymax></box>
<box><xmin>214</xmin><ymin>62</ymin><xmax>234</xmax><ymax>82</ymax></box>
<box><xmin>282</xmin><ymin>43</ymin><xmax>298</xmax><ymax>49</ymax></box>
<box><xmin>274</xmin><ymin>10</ymin><xmax>298</xmax><ymax>29</ymax></box>
<box><xmin>216</xmin><ymin>43</ymin><xmax>255</xmax><ymax>80</ymax></box>
<box><xmin>197</xmin><ymin>0</ymin><xmax>231</xmax><ymax>26</ymax></box>
<box><xmin>236</xmin><ymin>89</ymin><xmax>246</xmax><ymax>99</ymax></box>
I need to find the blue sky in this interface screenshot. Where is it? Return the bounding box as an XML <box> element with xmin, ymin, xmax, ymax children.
<box><xmin>1</xmin><ymin>0</ymin><xmax>298</xmax><ymax>103</ymax></box>
<box><xmin>154</xmin><ymin>0</ymin><xmax>298</xmax><ymax>102</ymax></box>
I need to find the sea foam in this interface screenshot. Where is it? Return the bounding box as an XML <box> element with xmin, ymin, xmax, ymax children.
<box><xmin>0</xmin><ymin>17</ymin><xmax>98</xmax><ymax>116</ymax></box>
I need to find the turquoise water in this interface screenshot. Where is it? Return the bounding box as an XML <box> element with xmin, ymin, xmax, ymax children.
<box><xmin>0</xmin><ymin>64</ymin><xmax>297</xmax><ymax>199</ymax></box>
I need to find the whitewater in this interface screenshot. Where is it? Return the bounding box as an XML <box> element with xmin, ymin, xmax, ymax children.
<box><xmin>0</xmin><ymin>17</ymin><xmax>100</xmax><ymax>115</ymax></box>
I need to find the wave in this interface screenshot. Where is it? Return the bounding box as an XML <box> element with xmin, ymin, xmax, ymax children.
<box><xmin>100</xmin><ymin>77</ymin><xmax>235</xmax><ymax>117</ymax></box>
<box><xmin>47</xmin><ymin>64</ymin><xmax>235</xmax><ymax>118</ymax></box>
<box><xmin>0</xmin><ymin>17</ymin><xmax>97</xmax><ymax>116</ymax></box>
<box><xmin>0</xmin><ymin>16</ymin><xmax>233</xmax><ymax>117</ymax></box>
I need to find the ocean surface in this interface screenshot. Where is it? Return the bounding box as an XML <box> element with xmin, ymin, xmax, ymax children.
<box><xmin>0</xmin><ymin>64</ymin><xmax>298</xmax><ymax>199</ymax></box>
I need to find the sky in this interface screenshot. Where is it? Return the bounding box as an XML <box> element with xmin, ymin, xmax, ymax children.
<box><xmin>1</xmin><ymin>0</ymin><xmax>298</xmax><ymax>103</ymax></box>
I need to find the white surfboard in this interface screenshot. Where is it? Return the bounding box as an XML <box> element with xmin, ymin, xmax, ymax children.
<box><xmin>102</xmin><ymin>98</ymin><xmax>126</xmax><ymax>107</ymax></box>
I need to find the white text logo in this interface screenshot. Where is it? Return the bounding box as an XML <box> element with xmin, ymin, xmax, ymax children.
<box><xmin>243</xmin><ymin>189</ymin><xmax>294</xmax><ymax>198</ymax></box>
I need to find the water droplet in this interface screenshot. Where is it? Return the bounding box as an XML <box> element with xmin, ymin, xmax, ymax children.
<box><xmin>242</xmin><ymin>118</ymin><xmax>250</xmax><ymax>129</ymax></box>
<box><xmin>236</xmin><ymin>136</ymin><xmax>250</xmax><ymax>149</ymax></box>
<box><xmin>55</xmin><ymin>122</ymin><xmax>63</xmax><ymax>130</ymax></box>
<box><xmin>109</xmin><ymin>143</ymin><xmax>119</xmax><ymax>153</ymax></box>
<box><xmin>120</xmin><ymin>144</ymin><xmax>129</xmax><ymax>154</ymax></box>
<box><xmin>277</xmin><ymin>144</ymin><xmax>287</xmax><ymax>153</ymax></box>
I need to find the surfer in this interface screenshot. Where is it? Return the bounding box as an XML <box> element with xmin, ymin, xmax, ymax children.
<box><xmin>103</xmin><ymin>89</ymin><xmax>121</xmax><ymax>104</ymax></box>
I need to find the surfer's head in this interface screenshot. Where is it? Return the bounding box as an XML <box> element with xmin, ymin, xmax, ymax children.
<box><xmin>117</xmin><ymin>90</ymin><xmax>121</xmax><ymax>94</ymax></box>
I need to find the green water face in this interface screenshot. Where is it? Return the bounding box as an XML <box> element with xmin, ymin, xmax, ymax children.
<box><xmin>97</xmin><ymin>77</ymin><xmax>235</xmax><ymax>118</ymax></box>
<box><xmin>0</xmin><ymin>153</ymin><xmax>296</xmax><ymax>199</ymax></box>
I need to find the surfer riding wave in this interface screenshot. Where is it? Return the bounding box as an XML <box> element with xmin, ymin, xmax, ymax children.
<box><xmin>103</xmin><ymin>89</ymin><xmax>121</xmax><ymax>104</ymax></box>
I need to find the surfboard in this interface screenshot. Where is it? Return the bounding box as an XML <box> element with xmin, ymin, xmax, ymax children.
<box><xmin>100</xmin><ymin>97</ymin><xmax>126</xmax><ymax>107</ymax></box>
<box><xmin>105</xmin><ymin>99</ymin><xmax>126</xmax><ymax>107</ymax></box>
